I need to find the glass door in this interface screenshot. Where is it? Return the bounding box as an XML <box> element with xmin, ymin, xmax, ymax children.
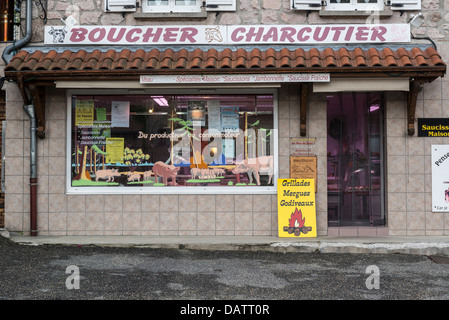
<box><xmin>327</xmin><ymin>93</ymin><xmax>385</xmax><ymax>226</ymax></box>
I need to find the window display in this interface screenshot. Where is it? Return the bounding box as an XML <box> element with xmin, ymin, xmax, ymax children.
<box><xmin>69</xmin><ymin>94</ymin><xmax>275</xmax><ymax>190</ymax></box>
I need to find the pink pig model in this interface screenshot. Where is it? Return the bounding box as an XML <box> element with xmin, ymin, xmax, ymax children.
<box><xmin>95</xmin><ymin>168</ymin><xmax>121</xmax><ymax>182</ymax></box>
<box><xmin>152</xmin><ymin>161</ymin><xmax>180</xmax><ymax>186</ymax></box>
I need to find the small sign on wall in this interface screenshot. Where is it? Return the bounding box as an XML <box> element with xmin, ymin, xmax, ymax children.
<box><xmin>289</xmin><ymin>156</ymin><xmax>317</xmax><ymax>192</ymax></box>
<box><xmin>418</xmin><ymin>119</ymin><xmax>449</xmax><ymax>137</ymax></box>
<box><xmin>432</xmin><ymin>145</ymin><xmax>449</xmax><ymax>212</ymax></box>
<box><xmin>277</xmin><ymin>179</ymin><xmax>317</xmax><ymax>238</ymax></box>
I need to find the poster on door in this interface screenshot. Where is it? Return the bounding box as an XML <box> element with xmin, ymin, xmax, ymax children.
<box><xmin>277</xmin><ymin>179</ymin><xmax>317</xmax><ymax>237</ymax></box>
<box><xmin>432</xmin><ymin>145</ymin><xmax>449</xmax><ymax>212</ymax></box>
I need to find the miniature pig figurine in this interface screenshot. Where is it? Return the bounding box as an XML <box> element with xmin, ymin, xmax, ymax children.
<box><xmin>143</xmin><ymin>170</ymin><xmax>152</xmax><ymax>181</ymax></box>
<box><xmin>127</xmin><ymin>172</ymin><xmax>141</xmax><ymax>182</ymax></box>
<box><xmin>152</xmin><ymin>161</ymin><xmax>180</xmax><ymax>186</ymax></box>
<box><xmin>95</xmin><ymin>168</ymin><xmax>121</xmax><ymax>182</ymax></box>
<box><xmin>232</xmin><ymin>155</ymin><xmax>273</xmax><ymax>186</ymax></box>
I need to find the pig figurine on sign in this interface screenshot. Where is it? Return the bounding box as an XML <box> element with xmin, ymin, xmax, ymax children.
<box><xmin>95</xmin><ymin>168</ymin><xmax>121</xmax><ymax>182</ymax></box>
<box><xmin>127</xmin><ymin>172</ymin><xmax>141</xmax><ymax>182</ymax></box>
<box><xmin>152</xmin><ymin>161</ymin><xmax>180</xmax><ymax>186</ymax></box>
<box><xmin>232</xmin><ymin>155</ymin><xmax>273</xmax><ymax>186</ymax></box>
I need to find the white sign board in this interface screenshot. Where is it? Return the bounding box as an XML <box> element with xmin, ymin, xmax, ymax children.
<box><xmin>432</xmin><ymin>145</ymin><xmax>449</xmax><ymax>212</ymax></box>
<box><xmin>44</xmin><ymin>24</ymin><xmax>411</xmax><ymax>45</ymax></box>
<box><xmin>140</xmin><ymin>73</ymin><xmax>330</xmax><ymax>84</ymax></box>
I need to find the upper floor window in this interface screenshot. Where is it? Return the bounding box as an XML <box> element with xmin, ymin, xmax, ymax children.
<box><xmin>142</xmin><ymin>0</ymin><xmax>202</xmax><ymax>13</ymax></box>
<box><xmin>1</xmin><ymin>0</ymin><xmax>14</xmax><ymax>42</ymax></box>
<box><xmin>291</xmin><ymin>0</ymin><xmax>421</xmax><ymax>12</ymax></box>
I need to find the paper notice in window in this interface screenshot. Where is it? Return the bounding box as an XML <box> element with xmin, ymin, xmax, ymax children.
<box><xmin>75</xmin><ymin>100</ymin><xmax>94</xmax><ymax>126</ymax></box>
<box><xmin>106</xmin><ymin>137</ymin><xmax>124</xmax><ymax>164</ymax></box>
<box><xmin>111</xmin><ymin>101</ymin><xmax>130</xmax><ymax>128</ymax></box>
<box><xmin>208</xmin><ymin>100</ymin><xmax>221</xmax><ymax>131</ymax></box>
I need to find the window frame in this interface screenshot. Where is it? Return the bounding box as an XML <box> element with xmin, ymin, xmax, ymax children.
<box><xmin>65</xmin><ymin>88</ymin><xmax>279</xmax><ymax>195</ymax></box>
<box><xmin>326</xmin><ymin>0</ymin><xmax>384</xmax><ymax>11</ymax></box>
<box><xmin>142</xmin><ymin>0</ymin><xmax>202</xmax><ymax>13</ymax></box>
<box><xmin>291</xmin><ymin>0</ymin><xmax>421</xmax><ymax>11</ymax></box>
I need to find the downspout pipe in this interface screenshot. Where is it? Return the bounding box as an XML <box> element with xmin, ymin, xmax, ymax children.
<box><xmin>23</xmin><ymin>105</ymin><xmax>37</xmax><ymax>236</ymax></box>
<box><xmin>2</xmin><ymin>0</ymin><xmax>33</xmax><ymax>64</ymax></box>
<box><xmin>2</xmin><ymin>0</ymin><xmax>36</xmax><ymax>236</ymax></box>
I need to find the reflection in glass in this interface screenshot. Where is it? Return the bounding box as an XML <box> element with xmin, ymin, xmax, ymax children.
<box><xmin>327</xmin><ymin>93</ymin><xmax>385</xmax><ymax>226</ymax></box>
<box><xmin>70</xmin><ymin>94</ymin><xmax>275</xmax><ymax>188</ymax></box>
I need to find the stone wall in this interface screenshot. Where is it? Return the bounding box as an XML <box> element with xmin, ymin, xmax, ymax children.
<box><xmin>3</xmin><ymin>0</ymin><xmax>449</xmax><ymax>236</ymax></box>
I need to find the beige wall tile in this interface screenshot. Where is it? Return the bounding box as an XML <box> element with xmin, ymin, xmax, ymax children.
<box><xmin>142</xmin><ymin>211</ymin><xmax>159</xmax><ymax>231</ymax></box>
<box><xmin>235</xmin><ymin>195</ymin><xmax>253</xmax><ymax>212</ymax></box>
<box><xmin>104</xmin><ymin>211</ymin><xmax>122</xmax><ymax>232</ymax></box>
<box><xmin>216</xmin><ymin>211</ymin><xmax>234</xmax><ymax>231</ymax></box>
<box><xmin>216</xmin><ymin>194</ymin><xmax>235</xmax><ymax>211</ymax></box>
<box><xmin>123</xmin><ymin>195</ymin><xmax>142</xmax><ymax>212</ymax></box>
<box><xmin>160</xmin><ymin>211</ymin><xmax>178</xmax><ymax>231</ymax></box>
<box><xmin>123</xmin><ymin>211</ymin><xmax>142</xmax><ymax>231</ymax></box>
<box><xmin>160</xmin><ymin>195</ymin><xmax>178</xmax><ymax>212</ymax></box>
<box><xmin>179</xmin><ymin>211</ymin><xmax>197</xmax><ymax>231</ymax></box>
<box><xmin>197</xmin><ymin>211</ymin><xmax>215</xmax><ymax>231</ymax></box>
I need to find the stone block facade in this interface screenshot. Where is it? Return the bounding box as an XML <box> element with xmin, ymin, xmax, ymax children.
<box><xmin>2</xmin><ymin>0</ymin><xmax>449</xmax><ymax>236</ymax></box>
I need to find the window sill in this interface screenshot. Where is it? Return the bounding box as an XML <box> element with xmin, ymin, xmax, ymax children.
<box><xmin>134</xmin><ymin>12</ymin><xmax>208</xmax><ymax>20</ymax></box>
<box><xmin>319</xmin><ymin>9</ymin><xmax>393</xmax><ymax>17</ymax></box>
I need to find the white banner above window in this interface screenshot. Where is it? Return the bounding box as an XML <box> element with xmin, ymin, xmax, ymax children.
<box><xmin>140</xmin><ymin>73</ymin><xmax>330</xmax><ymax>84</ymax></box>
<box><xmin>313</xmin><ymin>78</ymin><xmax>410</xmax><ymax>92</ymax></box>
<box><xmin>44</xmin><ymin>24</ymin><xmax>410</xmax><ymax>45</ymax></box>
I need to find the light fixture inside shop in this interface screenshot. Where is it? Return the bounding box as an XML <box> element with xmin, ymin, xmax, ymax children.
<box><xmin>151</xmin><ymin>96</ymin><xmax>168</xmax><ymax>106</ymax></box>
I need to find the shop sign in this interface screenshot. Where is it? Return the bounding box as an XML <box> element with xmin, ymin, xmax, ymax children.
<box><xmin>418</xmin><ymin>118</ymin><xmax>449</xmax><ymax>137</ymax></box>
<box><xmin>289</xmin><ymin>156</ymin><xmax>317</xmax><ymax>193</ymax></box>
<box><xmin>432</xmin><ymin>145</ymin><xmax>449</xmax><ymax>212</ymax></box>
<box><xmin>290</xmin><ymin>138</ymin><xmax>317</xmax><ymax>156</ymax></box>
<box><xmin>44</xmin><ymin>24</ymin><xmax>410</xmax><ymax>46</ymax></box>
<box><xmin>140</xmin><ymin>73</ymin><xmax>330</xmax><ymax>84</ymax></box>
<box><xmin>277</xmin><ymin>179</ymin><xmax>317</xmax><ymax>238</ymax></box>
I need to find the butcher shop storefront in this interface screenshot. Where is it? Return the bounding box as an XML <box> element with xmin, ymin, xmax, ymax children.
<box><xmin>3</xmin><ymin>23</ymin><xmax>446</xmax><ymax>237</ymax></box>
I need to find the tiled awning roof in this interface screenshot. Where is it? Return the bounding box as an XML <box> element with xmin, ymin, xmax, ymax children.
<box><xmin>4</xmin><ymin>46</ymin><xmax>446</xmax><ymax>82</ymax></box>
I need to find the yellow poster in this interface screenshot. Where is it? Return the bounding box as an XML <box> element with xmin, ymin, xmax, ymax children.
<box><xmin>75</xmin><ymin>100</ymin><xmax>94</xmax><ymax>126</ymax></box>
<box><xmin>106</xmin><ymin>138</ymin><xmax>124</xmax><ymax>164</ymax></box>
<box><xmin>278</xmin><ymin>179</ymin><xmax>317</xmax><ymax>238</ymax></box>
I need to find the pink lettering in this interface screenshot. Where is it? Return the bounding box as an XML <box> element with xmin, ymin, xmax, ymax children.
<box><xmin>280</xmin><ymin>27</ymin><xmax>296</xmax><ymax>43</ymax></box>
<box><xmin>69</xmin><ymin>28</ymin><xmax>87</xmax><ymax>42</ymax></box>
<box><xmin>163</xmin><ymin>28</ymin><xmax>179</xmax><ymax>42</ymax></box>
<box><xmin>330</xmin><ymin>27</ymin><xmax>345</xmax><ymax>41</ymax></box>
<box><xmin>344</xmin><ymin>27</ymin><xmax>354</xmax><ymax>41</ymax></box>
<box><xmin>355</xmin><ymin>27</ymin><xmax>369</xmax><ymax>41</ymax></box>
<box><xmin>126</xmin><ymin>28</ymin><xmax>142</xmax><ymax>42</ymax></box>
<box><xmin>179</xmin><ymin>27</ymin><xmax>198</xmax><ymax>43</ymax></box>
<box><xmin>88</xmin><ymin>28</ymin><xmax>106</xmax><ymax>42</ymax></box>
<box><xmin>370</xmin><ymin>26</ymin><xmax>387</xmax><ymax>41</ymax></box>
<box><xmin>245</xmin><ymin>27</ymin><xmax>264</xmax><ymax>42</ymax></box>
<box><xmin>297</xmin><ymin>27</ymin><xmax>311</xmax><ymax>42</ymax></box>
<box><xmin>313</xmin><ymin>27</ymin><xmax>330</xmax><ymax>42</ymax></box>
<box><xmin>263</xmin><ymin>27</ymin><xmax>278</xmax><ymax>42</ymax></box>
<box><xmin>231</xmin><ymin>27</ymin><xmax>245</xmax><ymax>42</ymax></box>
<box><xmin>142</xmin><ymin>28</ymin><xmax>163</xmax><ymax>42</ymax></box>
<box><xmin>106</xmin><ymin>27</ymin><xmax>126</xmax><ymax>42</ymax></box>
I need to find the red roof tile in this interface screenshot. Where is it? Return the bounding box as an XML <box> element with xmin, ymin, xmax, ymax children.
<box><xmin>4</xmin><ymin>46</ymin><xmax>446</xmax><ymax>80</ymax></box>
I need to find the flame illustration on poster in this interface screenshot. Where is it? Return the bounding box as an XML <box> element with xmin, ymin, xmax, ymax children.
<box><xmin>277</xmin><ymin>179</ymin><xmax>317</xmax><ymax>238</ymax></box>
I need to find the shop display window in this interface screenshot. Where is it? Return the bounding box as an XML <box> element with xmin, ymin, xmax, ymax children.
<box><xmin>68</xmin><ymin>93</ymin><xmax>275</xmax><ymax>192</ymax></box>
